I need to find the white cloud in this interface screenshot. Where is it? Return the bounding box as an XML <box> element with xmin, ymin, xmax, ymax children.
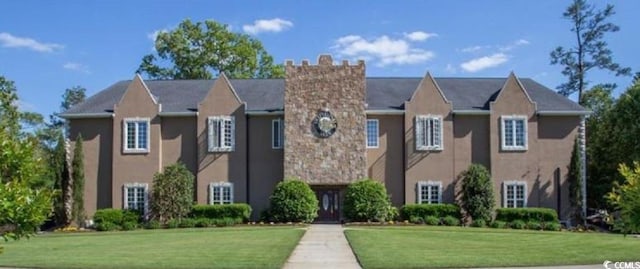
<box><xmin>332</xmin><ymin>35</ymin><xmax>435</xmax><ymax>66</ymax></box>
<box><xmin>460</xmin><ymin>53</ymin><xmax>508</xmax><ymax>72</ymax></box>
<box><xmin>404</xmin><ymin>31</ymin><xmax>437</xmax><ymax>42</ymax></box>
<box><xmin>460</xmin><ymin>45</ymin><xmax>489</xmax><ymax>53</ymax></box>
<box><xmin>0</xmin><ymin>32</ymin><xmax>63</xmax><ymax>52</ymax></box>
<box><xmin>445</xmin><ymin>63</ymin><xmax>457</xmax><ymax>74</ymax></box>
<box><xmin>243</xmin><ymin>18</ymin><xmax>293</xmax><ymax>35</ymax></box>
<box><xmin>63</xmin><ymin>62</ymin><xmax>90</xmax><ymax>74</ymax></box>
<box><xmin>499</xmin><ymin>39</ymin><xmax>530</xmax><ymax>52</ymax></box>
<box><xmin>147</xmin><ymin>28</ymin><xmax>170</xmax><ymax>41</ymax></box>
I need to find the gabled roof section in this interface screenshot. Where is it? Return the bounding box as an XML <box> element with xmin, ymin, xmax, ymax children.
<box><xmin>60</xmin><ymin>76</ymin><xmax>587</xmax><ymax>117</ymax></box>
<box><xmin>409</xmin><ymin>72</ymin><xmax>450</xmax><ymax>104</ymax></box>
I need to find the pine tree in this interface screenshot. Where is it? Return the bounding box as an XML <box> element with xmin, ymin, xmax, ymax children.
<box><xmin>71</xmin><ymin>135</ymin><xmax>85</xmax><ymax>226</ymax></box>
<box><xmin>568</xmin><ymin>137</ymin><xmax>583</xmax><ymax>224</ymax></box>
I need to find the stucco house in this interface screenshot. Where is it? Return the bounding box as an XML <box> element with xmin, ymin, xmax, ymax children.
<box><xmin>60</xmin><ymin>55</ymin><xmax>588</xmax><ymax>222</ymax></box>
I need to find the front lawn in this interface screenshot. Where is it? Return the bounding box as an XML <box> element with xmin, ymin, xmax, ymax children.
<box><xmin>345</xmin><ymin>226</ymin><xmax>640</xmax><ymax>269</ymax></box>
<box><xmin>0</xmin><ymin>227</ymin><xmax>305</xmax><ymax>269</ymax></box>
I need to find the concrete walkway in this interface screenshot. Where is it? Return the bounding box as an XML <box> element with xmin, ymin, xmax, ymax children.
<box><xmin>283</xmin><ymin>224</ymin><xmax>361</xmax><ymax>269</ymax></box>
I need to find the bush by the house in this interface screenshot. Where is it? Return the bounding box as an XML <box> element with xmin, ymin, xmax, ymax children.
<box><xmin>93</xmin><ymin>208</ymin><xmax>141</xmax><ymax>231</ymax></box>
<box><xmin>442</xmin><ymin>216</ymin><xmax>460</xmax><ymax>226</ymax></box>
<box><xmin>343</xmin><ymin>179</ymin><xmax>396</xmax><ymax>222</ymax></box>
<box><xmin>121</xmin><ymin>221</ymin><xmax>138</xmax><ymax>231</ymax></box>
<box><xmin>544</xmin><ymin>222</ymin><xmax>562</xmax><ymax>231</ymax></box>
<box><xmin>268</xmin><ymin>179</ymin><xmax>318</xmax><ymax>223</ymax></box>
<box><xmin>424</xmin><ymin>216</ymin><xmax>440</xmax><ymax>226</ymax></box>
<box><xmin>460</xmin><ymin>164</ymin><xmax>495</xmax><ymax>223</ymax></box>
<box><xmin>471</xmin><ymin>219</ymin><xmax>487</xmax><ymax>227</ymax></box>
<box><xmin>400</xmin><ymin>204</ymin><xmax>461</xmax><ymax>221</ymax></box>
<box><xmin>195</xmin><ymin>218</ymin><xmax>212</xmax><ymax>228</ymax></box>
<box><xmin>490</xmin><ymin>220</ymin><xmax>507</xmax><ymax>228</ymax></box>
<box><xmin>151</xmin><ymin>163</ymin><xmax>194</xmax><ymax>223</ymax></box>
<box><xmin>166</xmin><ymin>219</ymin><xmax>180</xmax><ymax>229</ymax></box>
<box><xmin>213</xmin><ymin>217</ymin><xmax>236</xmax><ymax>227</ymax></box>
<box><xmin>144</xmin><ymin>220</ymin><xmax>161</xmax><ymax>229</ymax></box>
<box><xmin>190</xmin><ymin>204</ymin><xmax>252</xmax><ymax>223</ymax></box>
<box><xmin>409</xmin><ymin>216</ymin><xmax>424</xmax><ymax>224</ymax></box>
<box><xmin>527</xmin><ymin>221</ymin><xmax>542</xmax><ymax>230</ymax></box>
<box><xmin>178</xmin><ymin>218</ymin><xmax>197</xmax><ymax>228</ymax></box>
<box><xmin>495</xmin><ymin>208</ymin><xmax>559</xmax><ymax>223</ymax></box>
<box><xmin>510</xmin><ymin>220</ymin><xmax>526</xmax><ymax>229</ymax></box>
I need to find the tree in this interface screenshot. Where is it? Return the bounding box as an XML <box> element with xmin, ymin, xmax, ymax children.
<box><xmin>568</xmin><ymin>138</ymin><xmax>583</xmax><ymax>223</ymax></box>
<box><xmin>606</xmin><ymin>162</ymin><xmax>640</xmax><ymax>235</ymax></box>
<box><xmin>459</xmin><ymin>164</ymin><xmax>495</xmax><ymax>223</ymax></box>
<box><xmin>71</xmin><ymin>135</ymin><xmax>85</xmax><ymax>226</ymax></box>
<box><xmin>0</xmin><ymin>76</ymin><xmax>21</xmax><ymax>136</ymax></box>
<box><xmin>550</xmin><ymin>0</ymin><xmax>631</xmax><ymax>101</ymax></box>
<box><xmin>137</xmin><ymin>19</ymin><xmax>285</xmax><ymax>80</ymax></box>
<box><xmin>343</xmin><ymin>179</ymin><xmax>396</xmax><ymax>222</ymax></box>
<box><xmin>150</xmin><ymin>163</ymin><xmax>194</xmax><ymax>223</ymax></box>
<box><xmin>51</xmin><ymin>132</ymin><xmax>72</xmax><ymax>226</ymax></box>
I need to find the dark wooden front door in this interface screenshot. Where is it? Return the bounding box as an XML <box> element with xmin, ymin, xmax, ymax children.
<box><xmin>315</xmin><ymin>188</ymin><xmax>340</xmax><ymax>222</ymax></box>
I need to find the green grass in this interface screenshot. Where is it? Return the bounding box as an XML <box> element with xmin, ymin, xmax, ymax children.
<box><xmin>0</xmin><ymin>227</ymin><xmax>305</xmax><ymax>269</ymax></box>
<box><xmin>345</xmin><ymin>226</ymin><xmax>640</xmax><ymax>269</ymax></box>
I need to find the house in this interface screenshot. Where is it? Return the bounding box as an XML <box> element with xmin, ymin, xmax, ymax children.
<box><xmin>60</xmin><ymin>55</ymin><xmax>588</xmax><ymax>222</ymax></box>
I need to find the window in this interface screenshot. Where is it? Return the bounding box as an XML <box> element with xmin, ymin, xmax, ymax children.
<box><xmin>501</xmin><ymin>116</ymin><xmax>527</xmax><ymax>151</ymax></box>
<box><xmin>415</xmin><ymin>115</ymin><xmax>443</xmax><ymax>151</ymax></box>
<box><xmin>123</xmin><ymin>183</ymin><xmax>148</xmax><ymax>214</ymax></box>
<box><xmin>503</xmin><ymin>181</ymin><xmax>527</xmax><ymax>208</ymax></box>
<box><xmin>272</xmin><ymin>118</ymin><xmax>284</xmax><ymax>149</ymax></box>
<box><xmin>366</xmin><ymin>119</ymin><xmax>379</xmax><ymax>148</ymax></box>
<box><xmin>417</xmin><ymin>181</ymin><xmax>442</xmax><ymax>204</ymax></box>
<box><xmin>208</xmin><ymin>116</ymin><xmax>235</xmax><ymax>152</ymax></box>
<box><xmin>209</xmin><ymin>182</ymin><xmax>233</xmax><ymax>204</ymax></box>
<box><xmin>123</xmin><ymin>118</ymin><xmax>150</xmax><ymax>152</ymax></box>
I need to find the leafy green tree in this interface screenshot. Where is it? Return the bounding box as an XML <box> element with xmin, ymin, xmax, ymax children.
<box><xmin>137</xmin><ymin>19</ymin><xmax>284</xmax><ymax>79</ymax></box>
<box><xmin>459</xmin><ymin>164</ymin><xmax>495</xmax><ymax>223</ymax></box>
<box><xmin>608</xmin><ymin>81</ymin><xmax>640</xmax><ymax>171</ymax></box>
<box><xmin>51</xmin><ymin>133</ymin><xmax>72</xmax><ymax>226</ymax></box>
<box><xmin>568</xmin><ymin>138</ymin><xmax>583</xmax><ymax>223</ymax></box>
<box><xmin>550</xmin><ymin>0</ymin><xmax>631</xmax><ymax>101</ymax></box>
<box><xmin>71</xmin><ymin>135</ymin><xmax>85</xmax><ymax>226</ymax></box>
<box><xmin>343</xmin><ymin>179</ymin><xmax>395</xmax><ymax>222</ymax></box>
<box><xmin>607</xmin><ymin>162</ymin><xmax>640</xmax><ymax>235</ymax></box>
<box><xmin>150</xmin><ymin>163</ymin><xmax>195</xmax><ymax>223</ymax></box>
<box><xmin>0</xmin><ymin>76</ymin><xmax>21</xmax><ymax>136</ymax></box>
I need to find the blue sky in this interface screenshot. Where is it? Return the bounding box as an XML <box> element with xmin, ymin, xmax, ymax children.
<box><xmin>1</xmin><ymin>0</ymin><xmax>638</xmax><ymax>118</ymax></box>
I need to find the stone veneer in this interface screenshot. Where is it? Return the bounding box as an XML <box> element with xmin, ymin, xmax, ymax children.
<box><xmin>284</xmin><ymin>55</ymin><xmax>367</xmax><ymax>184</ymax></box>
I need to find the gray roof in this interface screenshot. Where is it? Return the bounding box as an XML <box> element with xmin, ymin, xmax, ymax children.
<box><xmin>62</xmin><ymin>77</ymin><xmax>585</xmax><ymax>115</ymax></box>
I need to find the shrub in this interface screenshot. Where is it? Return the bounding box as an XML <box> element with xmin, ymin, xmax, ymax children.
<box><xmin>527</xmin><ymin>221</ymin><xmax>542</xmax><ymax>230</ymax></box>
<box><xmin>511</xmin><ymin>220</ymin><xmax>526</xmax><ymax>229</ymax></box>
<box><xmin>442</xmin><ymin>216</ymin><xmax>460</xmax><ymax>226</ymax></box>
<box><xmin>121</xmin><ymin>221</ymin><xmax>138</xmax><ymax>231</ymax></box>
<box><xmin>545</xmin><ymin>222</ymin><xmax>562</xmax><ymax>231</ymax></box>
<box><xmin>607</xmin><ymin>162</ymin><xmax>640</xmax><ymax>235</ymax></box>
<box><xmin>95</xmin><ymin>222</ymin><xmax>118</xmax><ymax>231</ymax></box>
<box><xmin>93</xmin><ymin>209</ymin><xmax>124</xmax><ymax>225</ymax></box>
<box><xmin>144</xmin><ymin>220</ymin><xmax>161</xmax><ymax>229</ymax></box>
<box><xmin>409</xmin><ymin>216</ymin><xmax>424</xmax><ymax>224</ymax></box>
<box><xmin>460</xmin><ymin>164</ymin><xmax>495</xmax><ymax>223</ymax></box>
<box><xmin>490</xmin><ymin>220</ymin><xmax>507</xmax><ymax>228</ymax></box>
<box><xmin>213</xmin><ymin>217</ymin><xmax>236</xmax><ymax>227</ymax></box>
<box><xmin>424</xmin><ymin>216</ymin><xmax>440</xmax><ymax>226</ymax></box>
<box><xmin>166</xmin><ymin>219</ymin><xmax>180</xmax><ymax>229</ymax></box>
<box><xmin>151</xmin><ymin>163</ymin><xmax>194</xmax><ymax>223</ymax></box>
<box><xmin>400</xmin><ymin>204</ymin><xmax>461</xmax><ymax>221</ymax></box>
<box><xmin>471</xmin><ymin>219</ymin><xmax>486</xmax><ymax>227</ymax></box>
<box><xmin>344</xmin><ymin>179</ymin><xmax>395</xmax><ymax>222</ymax></box>
<box><xmin>195</xmin><ymin>218</ymin><xmax>212</xmax><ymax>228</ymax></box>
<box><xmin>269</xmin><ymin>179</ymin><xmax>318</xmax><ymax>223</ymax></box>
<box><xmin>179</xmin><ymin>218</ymin><xmax>196</xmax><ymax>228</ymax></box>
<box><xmin>495</xmin><ymin>208</ymin><xmax>559</xmax><ymax>223</ymax></box>
<box><xmin>190</xmin><ymin>204</ymin><xmax>252</xmax><ymax>223</ymax></box>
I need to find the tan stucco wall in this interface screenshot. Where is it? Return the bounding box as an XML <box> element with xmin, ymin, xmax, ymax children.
<box><xmin>366</xmin><ymin>115</ymin><xmax>404</xmax><ymax>207</ymax></box>
<box><xmin>161</xmin><ymin>117</ymin><xmax>197</xmax><ymax>176</ymax></box>
<box><xmin>196</xmin><ymin>75</ymin><xmax>247</xmax><ymax>204</ymax></box>
<box><xmin>111</xmin><ymin>76</ymin><xmax>161</xmax><ymax>210</ymax></box>
<box><xmin>404</xmin><ymin>74</ymin><xmax>455</xmax><ymax>204</ymax></box>
<box><xmin>453</xmin><ymin>115</ymin><xmax>491</xmax><ymax>178</ymax></box>
<box><xmin>69</xmin><ymin>118</ymin><xmax>113</xmax><ymax>218</ymax></box>
<box><xmin>247</xmin><ymin>115</ymin><xmax>284</xmax><ymax>219</ymax></box>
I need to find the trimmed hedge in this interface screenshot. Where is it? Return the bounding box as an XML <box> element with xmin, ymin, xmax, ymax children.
<box><xmin>93</xmin><ymin>208</ymin><xmax>141</xmax><ymax>231</ymax></box>
<box><xmin>400</xmin><ymin>204</ymin><xmax>461</xmax><ymax>221</ymax></box>
<box><xmin>190</xmin><ymin>204</ymin><xmax>252</xmax><ymax>223</ymax></box>
<box><xmin>495</xmin><ymin>208</ymin><xmax>559</xmax><ymax>223</ymax></box>
<box><xmin>269</xmin><ymin>179</ymin><xmax>318</xmax><ymax>223</ymax></box>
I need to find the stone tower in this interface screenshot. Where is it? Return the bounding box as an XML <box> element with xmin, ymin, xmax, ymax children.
<box><xmin>283</xmin><ymin>55</ymin><xmax>367</xmax><ymax>184</ymax></box>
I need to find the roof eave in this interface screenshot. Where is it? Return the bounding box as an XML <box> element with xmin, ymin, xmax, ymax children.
<box><xmin>537</xmin><ymin>110</ymin><xmax>591</xmax><ymax>116</ymax></box>
<box><xmin>453</xmin><ymin>110</ymin><xmax>490</xmax><ymax>115</ymax></box>
<box><xmin>58</xmin><ymin>112</ymin><xmax>114</xmax><ymax>119</ymax></box>
<box><xmin>158</xmin><ymin>111</ymin><xmax>198</xmax><ymax>117</ymax></box>
<box><xmin>366</xmin><ymin>109</ymin><xmax>405</xmax><ymax>115</ymax></box>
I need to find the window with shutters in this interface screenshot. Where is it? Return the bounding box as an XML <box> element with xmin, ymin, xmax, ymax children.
<box><xmin>208</xmin><ymin>116</ymin><xmax>235</xmax><ymax>152</ymax></box>
<box><xmin>415</xmin><ymin>115</ymin><xmax>443</xmax><ymax>151</ymax></box>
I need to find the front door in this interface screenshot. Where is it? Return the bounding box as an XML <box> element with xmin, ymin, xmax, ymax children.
<box><xmin>315</xmin><ymin>188</ymin><xmax>340</xmax><ymax>222</ymax></box>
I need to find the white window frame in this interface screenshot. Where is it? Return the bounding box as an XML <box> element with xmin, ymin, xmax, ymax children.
<box><xmin>417</xmin><ymin>181</ymin><xmax>443</xmax><ymax>204</ymax></box>
<box><xmin>272</xmin><ymin>118</ymin><xmax>284</xmax><ymax>149</ymax></box>
<box><xmin>208</xmin><ymin>116</ymin><xmax>235</xmax><ymax>152</ymax></box>
<box><xmin>122</xmin><ymin>118</ymin><xmax>150</xmax><ymax>153</ymax></box>
<box><xmin>503</xmin><ymin>181</ymin><xmax>527</xmax><ymax>208</ymax></box>
<box><xmin>123</xmin><ymin>182</ymin><xmax>149</xmax><ymax>215</ymax></box>
<box><xmin>366</xmin><ymin>119</ymin><xmax>379</xmax><ymax>148</ymax></box>
<box><xmin>415</xmin><ymin>115</ymin><xmax>443</xmax><ymax>151</ymax></box>
<box><xmin>501</xmin><ymin>115</ymin><xmax>528</xmax><ymax>151</ymax></box>
<box><xmin>209</xmin><ymin>182</ymin><xmax>234</xmax><ymax>205</ymax></box>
